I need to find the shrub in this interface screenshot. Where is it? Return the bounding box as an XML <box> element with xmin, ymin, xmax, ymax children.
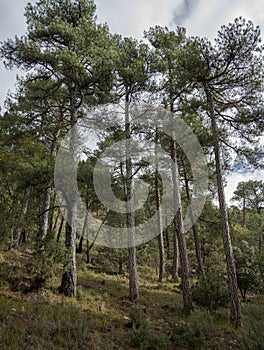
<box><xmin>170</xmin><ymin>310</ymin><xmax>213</xmax><ymax>350</ymax></box>
<box><xmin>0</xmin><ymin>299</ymin><xmax>92</xmax><ymax>350</ymax></box>
<box><xmin>191</xmin><ymin>274</ymin><xmax>229</xmax><ymax>311</ymax></box>
<box><xmin>25</xmin><ymin>232</ymin><xmax>67</xmax><ymax>291</ymax></box>
<box><xmin>241</xmin><ymin>304</ymin><xmax>264</xmax><ymax>350</ymax></box>
<box><xmin>128</xmin><ymin>306</ymin><xmax>170</xmax><ymax>349</ymax></box>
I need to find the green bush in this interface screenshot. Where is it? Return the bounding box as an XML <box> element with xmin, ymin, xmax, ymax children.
<box><xmin>0</xmin><ymin>298</ymin><xmax>92</xmax><ymax>350</ymax></box>
<box><xmin>241</xmin><ymin>304</ymin><xmax>264</xmax><ymax>350</ymax></box>
<box><xmin>170</xmin><ymin>310</ymin><xmax>213</xmax><ymax>349</ymax></box>
<box><xmin>128</xmin><ymin>306</ymin><xmax>170</xmax><ymax>349</ymax></box>
<box><xmin>25</xmin><ymin>232</ymin><xmax>67</xmax><ymax>291</ymax></box>
<box><xmin>191</xmin><ymin>274</ymin><xmax>229</xmax><ymax>311</ymax></box>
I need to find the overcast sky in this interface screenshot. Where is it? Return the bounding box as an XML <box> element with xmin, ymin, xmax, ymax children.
<box><xmin>0</xmin><ymin>0</ymin><xmax>263</xmax><ymax>202</ymax></box>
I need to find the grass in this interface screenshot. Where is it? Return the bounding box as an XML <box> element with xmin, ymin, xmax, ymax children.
<box><xmin>0</xmin><ymin>245</ymin><xmax>263</xmax><ymax>349</ymax></box>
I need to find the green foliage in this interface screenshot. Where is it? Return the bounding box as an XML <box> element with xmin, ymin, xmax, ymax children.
<box><xmin>191</xmin><ymin>274</ymin><xmax>229</xmax><ymax>311</ymax></box>
<box><xmin>241</xmin><ymin>304</ymin><xmax>264</xmax><ymax>350</ymax></box>
<box><xmin>255</xmin><ymin>252</ymin><xmax>264</xmax><ymax>294</ymax></box>
<box><xmin>128</xmin><ymin>306</ymin><xmax>170</xmax><ymax>349</ymax></box>
<box><xmin>234</xmin><ymin>240</ymin><xmax>259</xmax><ymax>301</ymax></box>
<box><xmin>170</xmin><ymin>309</ymin><xmax>213</xmax><ymax>349</ymax></box>
<box><xmin>25</xmin><ymin>233</ymin><xmax>67</xmax><ymax>292</ymax></box>
<box><xmin>0</xmin><ymin>298</ymin><xmax>92</xmax><ymax>350</ymax></box>
<box><xmin>232</xmin><ymin>180</ymin><xmax>264</xmax><ymax>212</ymax></box>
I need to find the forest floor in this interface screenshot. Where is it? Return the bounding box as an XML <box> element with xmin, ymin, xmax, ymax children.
<box><xmin>0</xmin><ymin>245</ymin><xmax>263</xmax><ymax>350</ymax></box>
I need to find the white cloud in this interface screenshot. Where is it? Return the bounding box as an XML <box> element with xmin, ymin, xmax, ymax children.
<box><xmin>95</xmin><ymin>0</ymin><xmax>179</xmax><ymax>38</ymax></box>
<box><xmin>182</xmin><ymin>0</ymin><xmax>264</xmax><ymax>40</ymax></box>
<box><xmin>225</xmin><ymin>170</ymin><xmax>264</xmax><ymax>205</ymax></box>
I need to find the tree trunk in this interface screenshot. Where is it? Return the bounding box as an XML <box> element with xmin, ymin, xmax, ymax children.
<box><xmin>86</xmin><ymin>238</ymin><xmax>91</xmax><ymax>264</ymax></box>
<box><xmin>38</xmin><ymin>179</ymin><xmax>53</xmax><ymax>246</ymax></box>
<box><xmin>49</xmin><ymin>191</ymin><xmax>56</xmax><ymax>231</ymax></box>
<box><xmin>170</xmin><ymin>112</ymin><xmax>192</xmax><ymax>313</ymax></box>
<box><xmin>53</xmin><ymin>208</ymin><xmax>60</xmax><ymax>233</ymax></box>
<box><xmin>38</xmin><ymin>128</ymin><xmax>61</xmax><ymax>246</ymax></box>
<box><xmin>12</xmin><ymin>187</ymin><xmax>31</xmax><ymax>248</ymax></box>
<box><xmin>182</xmin><ymin>159</ymin><xmax>205</xmax><ymax>275</ymax></box>
<box><xmin>171</xmin><ymin>225</ymin><xmax>179</xmax><ymax>281</ymax></box>
<box><xmin>242</xmin><ymin>197</ymin><xmax>246</xmax><ymax>227</ymax></box>
<box><xmin>205</xmin><ymin>84</ymin><xmax>241</xmax><ymax>328</ymax></box>
<box><xmin>78</xmin><ymin>208</ymin><xmax>88</xmax><ymax>253</ymax></box>
<box><xmin>164</xmin><ymin>218</ymin><xmax>171</xmax><ymax>259</ymax></box>
<box><xmin>59</xmin><ymin>219</ymin><xmax>77</xmax><ymax>297</ymax></box>
<box><xmin>155</xmin><ymin>127</ymin><xmax>165</xmax><ymax>283</ymax></box>
<box><xmin>56</xmin><ymin>216</ymin><xmax>64</xmax><ymax>242</ymax></box>
<box><xmin>125</xmin><ymin>94</ymin><xmax>139</xmax><ymax>302</ymax></box>
<box><xmin>59</xmin><ymin>88</ymin><xmax>78</xmax><ymax>297</ymax></box>
<box><xmin>78</xmin><ymin>236</ymin><xmax>84</xmax><ymax>254</ymax></box>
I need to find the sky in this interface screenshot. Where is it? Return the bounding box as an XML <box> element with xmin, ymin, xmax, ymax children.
<box><xmin>0</xmin><ymin>0</ymin><xmax>263</xmax><ymax>203</ymax></box>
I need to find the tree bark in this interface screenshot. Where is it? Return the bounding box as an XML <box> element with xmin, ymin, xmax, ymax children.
<box><xmin>170</xmin><ymin>113</ymin><xmax>192</xmax><ymax>313</ymax></box>
<box><xmin>59</xmin><ymin>88</ymin><xmax>78</xmax><ymax>297</ymax></box>
<box><xmin>205</xmin><ymin>83</ymin><xmax>241</xmax><ymax>327</ymax></box>
<box><xmin>38</xmin><ymin>180</ymin><xmax>53</xmax><ymax>246</ymax></box>
<box><xmin>49</xmin><ymin>191</ymin><xmax>56</xmax><ymax>232</ymax></box>
<box><xmin>155</xmin><ymin>127</ymin><xmax>166</xmax><ymax>283</ymax></box>
<box><xmin>182</xmin><ymin>159</ymin><xmax>205</xmax><ymax>275</ymax></box>
<box><xmin>164</xmin><ymin>218</ymin><xmax>171</xmax><ymax>259</ymax></box>
<box><xmin>171</xmin><ymin>224</ymin><xmax>179</xmax><ymax>281</ymax></box>
<box><xmin>12</xmin><ymin>187</ymin><xmax>31</xmax><ymax>248</ymax></box>
<box><xmin>78</xmin><ymin>208</ymin><xmax>88</xmax><ymax>254</ymax></box>
<box><xmin>56</xmin><ymin>216</ymin><xmax>64</xmax><ymax>242</ymax></box>
<box><xmin>242</xmin><ymin>197</ymin><xmax>246</xmax><ymax>227</ymax></box>
<box><xmin>53</xmin><ymin>207</ymin><xmax>60</xmax><ymax>233</ymax></box>
<box><xmin>38</xmin><ymin>127</ymin><xmax>61</xmax><ymax>246</ymax></box>
<box><xmin>125</xmin><ymin>94</ymin><xmax>139</xmax><ymax>302</ymax></box>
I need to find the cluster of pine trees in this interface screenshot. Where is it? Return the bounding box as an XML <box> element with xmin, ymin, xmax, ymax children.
<box><xmin>0</xmin><ymin>0</ymin><xmax>263</xmax><ymax>330</ymax></box>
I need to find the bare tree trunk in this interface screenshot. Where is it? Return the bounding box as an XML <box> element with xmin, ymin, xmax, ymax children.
<box><xmin>12</xmin><ymin>187</ymin><xmax>31</xmax><ymax>248</ymax></box>
<box><xmin>86</xmin><ymin>239</ymin><xmax>91</xmax><ymax>264</ymax></box>
<box><xmin>205</xmin><ymin>84</ymin><xmax>241</xmax><ymax>328</ymax></box>
<box><xmin>49</xmin><ymin>191</ymin><xmax>56</xmax><ymax>231</ymax></box>
<box><xmin>53</xmin><ymin>208</ymin><xmax>60</xmax><ymax>233</ymax></box>
<box><xmin>164</xmin><ymin>219</ymin><xmax>171</xmax><ymax>259</ymax></box>
<box><xmin>78</xmin><ymin>208</ymin><xmax>88</xmax><ymax>253</ymax></box>
<box><xmin>170</xmin><ymin>112</ymin><xmax>192</xmax><ymax>313</ymax></box>
<box><xmin>38</xmin><ymin>180</ymin><xmax>53</xmax><ymax>246</ymax></box>
<box><xmin>59</xmin><ymin>88</ymin><xmax>77</xmax><ymax>297</ymax></box>
<box><xmin>59</xmin><ymin>217</ymin><xmax>77</xmax><ymax>297</ymax></box>
<box><xmin>182</xmin><ymin>159</ymin><xmax>205</xmax><ymax>275</ymax></box>
<box><xmin>171</xmin><ymin>221</ymin><xmax>179</xmax><ymax>281</ymax></box>
<box><xmin>242</xmin><ymin>197</ymin><xmax>246</xmax><ymax>227</ymax></box>
<box><xmin>155</xmin><ymin>127</ymin><xmax>165</xmax><ymax>283</ymax></box>
<box><xmin>125</xmin><ymin>95</ymin><xmax>139</xmax><ymax>302</ymax></box>
<box><xmin>56</xmin><ymin>216</ymin><xmax>64</xmax><ymax>242</ymax></box>
<box><xmin>38</xmin><ymin>128</ymin><xmax>61</xmax><ymax>246</ymax></box>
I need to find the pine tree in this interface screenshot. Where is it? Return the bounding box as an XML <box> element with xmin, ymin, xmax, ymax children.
<box><xmin>1</xmin><ymin>0</ymin><xmax>114</xmax><ymax>296</ymax></box>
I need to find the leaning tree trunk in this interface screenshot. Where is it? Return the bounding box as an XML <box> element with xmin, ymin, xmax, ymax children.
<box><xmin>155</xmin><ymin>127</ymin><xmax>166</xmax><ymax>283</ymax></box>
<box><xmin>205</xmin><ymin>83</ymin><xmax>241</xmax><ymax>328</ymax></box>
<box><xmin>182</xmin><ymin>159</ymin><xmax>205</xmax><ymax>275</ymax></box>
<box><xmin>59</xmin><ymin>88</ymin><xmax>78</xmax><ymax>297</ymax></box>
<box><xmin>12</xmin><ymin>187</ymin><xmax>31</xmax><ymax>248</ymax></box>
<box><xmin>56</xmin><ymin>215</ymin><xmax>64</xmax><ymax>242</ymax></box>
<box><xmin>170</xmin><ymin>112</ymin><xmax>192</xmax><ymax>313</ymax></box>
<box><xmin>125</xmin><ymin>94</ymin><xmax>139</xmax><ymax>302</ymax></box>
<box><xmin>78</xmin><ymin>209</ymin><xmax>87</xmax><ymax>253</ymax></box>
